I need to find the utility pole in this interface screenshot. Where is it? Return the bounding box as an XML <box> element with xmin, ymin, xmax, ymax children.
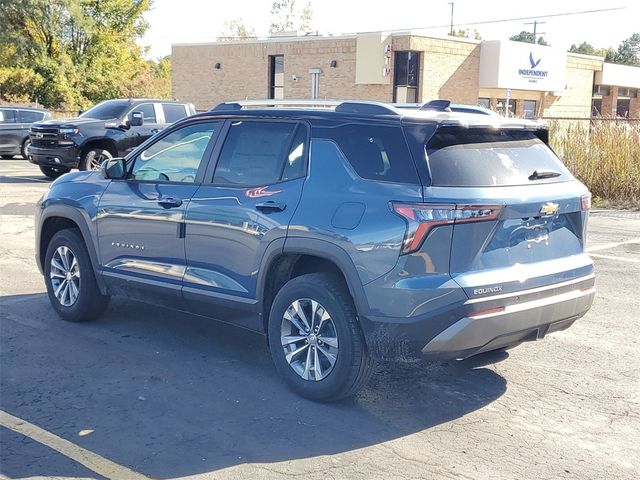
<box><xmin>524</xmin><ymin>20</ymin><xmax>546</xmax><ymax>44</ymax></box>
<box><xmin>448</xmin><ymin>2</ymin><xmax>454</xmax><ymax>36</ymax></box>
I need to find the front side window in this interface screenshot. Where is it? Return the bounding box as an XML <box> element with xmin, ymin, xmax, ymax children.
<box><xmin>129</xmin><ymin>104</ymin><xmax>157</xmax><ymax>123</ymax></box>
<box><xmin>81</xmin><ymin>100</ymin><xmax>130</xmax><ymax>120</ymax></box>
<box><xmin>130</xmin><ymin>122</ymin><xmax>219</xmax><ymax>183</ymax></box>
<box><xmin>162</xmin><ymin>103</ymin><xmax>188</xmax><ymax>123</ymax></box>
<box><xmin>269</xmin><ymin>55</ymin><xmax>284</xmax><ymax>99</ymax></box>
<box><xmin>213</xmin><ymin>121</ymin><xmax>306</xmax><ymax>186</ymax></box>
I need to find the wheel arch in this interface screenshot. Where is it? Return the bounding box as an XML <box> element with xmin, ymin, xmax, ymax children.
<box><xmin>38</xmin><ymin>207</ymin><xmax>107</xmax><ymax>295</ymax></box>
<box><xmin>80</xmin><ymin>138</ymin><xmax>118</xmax><ymax>159</ymax></box>
<box><xmin>258</xmin><ymin>237</ymin><xmax>370</xmax><ymax>334</ymax></box>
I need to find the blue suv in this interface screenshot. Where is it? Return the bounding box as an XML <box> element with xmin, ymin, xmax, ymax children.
<box><xmin>35</xmin><ymin>100</ymin><xmax>595</xmax><ymax>401</ymax></box>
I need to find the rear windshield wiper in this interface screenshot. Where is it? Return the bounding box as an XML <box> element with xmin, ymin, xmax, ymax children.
<box><xmin>529</xmin><ymin>169</ymin><xmax>561</xmax><ymax>181</ymax></box>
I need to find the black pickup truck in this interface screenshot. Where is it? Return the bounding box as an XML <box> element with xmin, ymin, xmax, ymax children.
<box><xmin>28</xmin><ymin>98</ymin><xmax>195</xmax><ymax>178</ymax></box>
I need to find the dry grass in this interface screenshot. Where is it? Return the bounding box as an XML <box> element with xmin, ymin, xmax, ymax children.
<box><xmin>549</xmin><ymin>119</ymin><xmax>640</xmax><ymax>208</ymax></box>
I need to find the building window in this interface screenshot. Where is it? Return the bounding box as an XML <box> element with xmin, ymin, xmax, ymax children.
<box><xmin>269</xmin><ymin>55</ymin><xmax>284</xmax><ymax>99</ymax></box>
<box><xmin>591</xmin><ymin>99</ymin><xmax>603</xmax><ymax>117</ymax></box>
<box><xmin>618</xmin><ymin>87</ymin><xmax>637</xmax><ymax>98</ymax></box>
<box><xmin>478</xmin><ymin>98</ymin><xmax>491</xmax><ymax>109</ymax></box>
<box><xmin>496</xmin><ymin>98</ymin><xmax>517</xmax><ymax>117</ymax></box>
<box><xmin>617</xmin><ymin>99</ymin><xmax>630</xmax><ymax>118</ymax></box>
<box><xmin>393</xmin><ymin>51</ymin><xmax>420</xmax><ymax>103</ymax></box>
<box><xmin>523</xmin><ymin>100</ymin><xmax>537</xmax><ymax>119</ymax></box>
<box><xmin>593</xmin><ymin>85</ymin><xmax>610</xmax><ymax>96</ymax></box>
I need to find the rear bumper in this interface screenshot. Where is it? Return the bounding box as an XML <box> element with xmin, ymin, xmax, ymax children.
<box><xmin>421</xmin><ymin>281</ymin><xmax>594</xmax><ymax>359</ymax></box>
<box><xmin>28</xmin><ymin>145</ymin><xmax>80</xmax><ymax>169</ymax></box>
<box><xmin>360</xmin><ymin>273</ymin><xmax>595</xmax><ymax>360</ymax></box>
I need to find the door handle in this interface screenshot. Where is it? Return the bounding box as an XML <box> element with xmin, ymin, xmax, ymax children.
<box><xmin>151</xmin><ymin>128</ymin><xmax>161</xmax><ymax>134</ymax></box>
<box><xmin>255</xmin><ymin>201</ymin><xmax>286</xmax><ymax>212</ymax></box>
<box><xmin>157</xmin><ymin>197</ymin><xmax>183</xmax><ymax>208</ymax></box>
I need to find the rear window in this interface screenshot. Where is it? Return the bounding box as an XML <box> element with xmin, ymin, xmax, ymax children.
<box><xmin>0</xmin><ymin>109</ymin><xmax>16</xmax><ymax>123</ymax></box>
<box><xmin>316</xmin><ymin>124</ymin><xmax>419</xmax><ymax>184</ymax></box>
<box><xmin>162</xmin><ymin>103</ymin><xmax>188</xmax><ymax>123</ymax></box>
<box><xmin>426</xmin><ymin>127</ymin><xmax>572</xmax><ymax>187</ymax></box>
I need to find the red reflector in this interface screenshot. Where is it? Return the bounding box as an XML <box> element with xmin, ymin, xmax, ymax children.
<box><xmin>468</xmin><ymin>306</ymin><xmax>505</xmax><ymax>318</ymax></box>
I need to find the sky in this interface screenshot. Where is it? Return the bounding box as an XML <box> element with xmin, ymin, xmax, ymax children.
<box><xmin>140</xmin><ymin>0</ymin><xmax>639</xmax><ymax>59</ymax></box>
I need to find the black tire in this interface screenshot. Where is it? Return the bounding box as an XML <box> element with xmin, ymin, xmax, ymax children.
<box><xmin>80</xmin><ymin>148</ymin><xmax>112</xmax><ymax>171</ymax></box>
<box><xmin>39</xmin><ymin>165</ymin><xmax>70</xmax><ymax>179</ymax></box>
<box><xmin>268</xmin><ymin>273</ymin><xmax>374</xmax><ymax>401</ymax></box>
<box><xmin>1</xmin><ymin>155</ymin><xmax>13</xmax><ymax>159</ymax></box>
<box><xmin>44</xmin><ymin>229</ymin><xmax>109</xmax><ymax>322</ymax></box>
<box><xmin>21</xmin><ymin>138</ymin><xmax>31</xmax><ymax>159</ymax></box>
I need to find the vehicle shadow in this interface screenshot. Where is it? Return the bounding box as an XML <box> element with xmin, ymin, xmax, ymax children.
<box><xmin>1</xmin><ymin>293</ymin><xmax>508</xmax><ymax>479</ymax></box>
<box><xmin>0</xmin><ymin>176</ymin><xmax>50</xmax><ymax>184</ymax></box>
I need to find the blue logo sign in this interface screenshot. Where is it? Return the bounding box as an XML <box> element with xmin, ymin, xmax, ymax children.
<box><xmin>519</xmin><ymin>51</ymin><xmax>548</xmax><ymax>81</ymax></box>
<box><xmin>529</xmin><ymin>52</ymin><xmax>542</xmax><ymax>69</ymax></box>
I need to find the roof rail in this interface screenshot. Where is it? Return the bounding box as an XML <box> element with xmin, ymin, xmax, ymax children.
<box><xmin>420</xmin><ymin>100</ymin><xmax>452</xmax><ymax>112</ymax></box>
<box><xmin>211</xmin><ymin>99</ymin><xmax>399</xmax><ymax>115</ymax></box>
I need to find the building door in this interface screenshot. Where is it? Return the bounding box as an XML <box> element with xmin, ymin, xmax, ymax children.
<box><xmin>269</xmin><ymin>55</ymin><xmax>285</xmax><ymax>99</ymax></box>
<box><xmin>393</xmin><ymin>51</ymin><xmax>420</xmax><ymax>103</ymax></box>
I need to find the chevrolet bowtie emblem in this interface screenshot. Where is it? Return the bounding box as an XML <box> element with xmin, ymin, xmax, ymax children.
<box><xmin>540</xmin><ymin>202</ymin><xmax>559</xmax><ymax>215</ymax></box>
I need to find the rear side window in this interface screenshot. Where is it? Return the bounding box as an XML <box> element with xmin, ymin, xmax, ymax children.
<box><xmin>0</xmin><ymin>110</ymin><xmax>16</xmax><ymax>123</ymax></box>
<box><xmin>213</xmin><ymin>121</ymin><xmax>306</xmax><ymax>186</ymax></box>
<box><xmin>426</xmin><ymin>127</ymin><xmax>572</xmax><ymax>187</ymax></box>
<box><xmin>162</xmin><ymin>103</ymin><xmax>188</xmax><ymax>123</ymax></box>
<box><xmin>317</xmin><ymin>124</ymin><xmax>418</xmax><ymax>184</ymax></box>
<box><xmin>18</xmin><ymin>110</ymin><xmax>45</xmax><ymax>123</ymax></box>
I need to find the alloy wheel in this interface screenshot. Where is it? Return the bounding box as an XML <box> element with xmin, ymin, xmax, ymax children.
<box><xmin>280</xmin><ymin>298</ymin><xmax>339</xmax><ymax>381</ymax></box>
<box><xmin>90</xmin><ymin>153</ymin><xmax>107</xmax><ymax>170</ymax></box>
<box><xmin>50</xmin><ymin>246</ymin><xmax>81</xmax><ymax>307</ymax></box>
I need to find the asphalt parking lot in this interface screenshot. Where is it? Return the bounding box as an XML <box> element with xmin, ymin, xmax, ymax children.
<box><xmin>1</xmin><ymin>158</ymin><xmax>639</xmax><ymax>480</ymax></box>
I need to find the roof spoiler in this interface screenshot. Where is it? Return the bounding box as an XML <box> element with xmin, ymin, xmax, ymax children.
<box><xmin>420</xmin><ymin>100</ymin><xmax>452</xmax><ymax>112</ymax></box>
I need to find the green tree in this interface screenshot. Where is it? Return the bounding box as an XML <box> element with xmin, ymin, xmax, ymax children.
<box><xmin>218</xmin><ymin>18</ymin><xmax>256</xmax><ymax>40</ymax></box>
<box><xmin>569</xmin><ymin>41</ymin><xmax>608</xmax><ymax>57</ymax></box>
<box><xmin>606</xmin><ymin>33</ymin><xmax>640</xmax><ymax>66</ymax></box>
<box><xmin>509</xmin><ymin>30</ymin><xmax>548</xmax><ymax>46</ymax></box>
<box><xmin>0</xmin><ymin>0</ymin><xmax>168</xmax><ymax>110</ymax></box>
<box><xmin>449</xmin><ymin>28</ymin><xmax>481</xmax><ymax>40</ymax></box>
<box><xmin>270</xmin><ymin>0</ymin><xmax>314</xmax><ymax>33</ymax></box>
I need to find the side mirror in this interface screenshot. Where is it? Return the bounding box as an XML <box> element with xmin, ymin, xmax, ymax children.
<box><xmin>129</xmin><ymin>111</ymin><xmax>144</xmax><ymax>127</ymax></box>
<box><xmin>102</xmin><ymin>158</ymin><xmax>126</xmax><ymax>180</ymax></box>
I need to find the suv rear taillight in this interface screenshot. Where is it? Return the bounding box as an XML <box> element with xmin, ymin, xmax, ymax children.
<box><xmin>581</xmin><ymin>193</ymin><xmax>592</xmax><ymax>211</ymax></box>
<box><xmin>391</xmin><ymin>202</ymin><xmax>503</xmax><ymax>254</ymax></box>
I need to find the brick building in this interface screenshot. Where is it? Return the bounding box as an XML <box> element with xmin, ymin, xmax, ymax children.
<box><xmin>172</xmin><ymin>32</ymin><xmax>640</xmax><ymax>118</ymax></box>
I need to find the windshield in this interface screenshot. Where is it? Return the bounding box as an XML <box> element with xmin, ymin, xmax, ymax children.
<box><xmin>80</xmin><ymin>100</ymin><xmax>130</xmax><ymax>120</ymax></box>
<box><xmin>425</xmin><ymin>127</ymin><xmax>573</xmax><ymax>187</ymax></box>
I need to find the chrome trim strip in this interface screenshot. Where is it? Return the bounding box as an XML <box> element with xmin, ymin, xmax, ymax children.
<box><xmin>470</xmin><ymin>287</ymin><xmax>595</xmax><ymax>319</ymax></box>
<box><xmin>465</xmin><ymin>273</ymin><xmax>595</xmax><ymax>304</ymax></box>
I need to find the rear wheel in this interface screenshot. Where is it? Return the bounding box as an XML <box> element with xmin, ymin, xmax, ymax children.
<box><xmin>268</xmin><ymin>273</ymin><xmax>374</xmax><ymax>401</ymax></box>
<box><xmin>80</xmin><ymin>148</ymin><xmax>112</xmax><ymax>171</ymax></box>
<box><xmin>44</xmin><ymin>229</ymin><xmax>109</xmax><ymax>322</ymax></box>
<box><xmin>39</xmin><ymin>165</ymin><xmax>70</xmax><ymax>179</ymax></box>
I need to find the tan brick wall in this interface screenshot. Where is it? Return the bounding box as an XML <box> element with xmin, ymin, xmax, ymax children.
<box><xmin>172</xmin><ymin>34</ymin><xmax>484</xmax><ymax>110</ymax></box>
<box><xmin>172</xmin><ymin>37</ymin><xmax>395</xmax><ymax>110</ymax></box>
<box><xmin>543</xmin><ymin>54</ymin><xmax>602</xmax><ymax>118</ymax></box>
<box><xmin>409</xmin><ymin>36</ymin><xmax>480</xmax><ymax>104</ymax></box>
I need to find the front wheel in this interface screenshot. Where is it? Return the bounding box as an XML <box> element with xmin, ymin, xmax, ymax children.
<box><xmin>21</xmin><ymin>138</ymin><xmax>31</xmax><ymax>159</ymax></box>
<box><xmin>268</xmin><ymin>273</ymin><xmax>374</xmax><ymax>401</ymax></box>
<box><xmin>44</xmin><ymin>229</ymin><xmax>109</xmax><ymax>322</ymax></box>
<box><xmin>39</xmin><ymin>165</ymin><xmax>70</xmax><ymax>179</ymax></box>
<box><xmin>80</xmin><ymin>148</ymin><xmax>112</xmax><ymax>171</ymax></box>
